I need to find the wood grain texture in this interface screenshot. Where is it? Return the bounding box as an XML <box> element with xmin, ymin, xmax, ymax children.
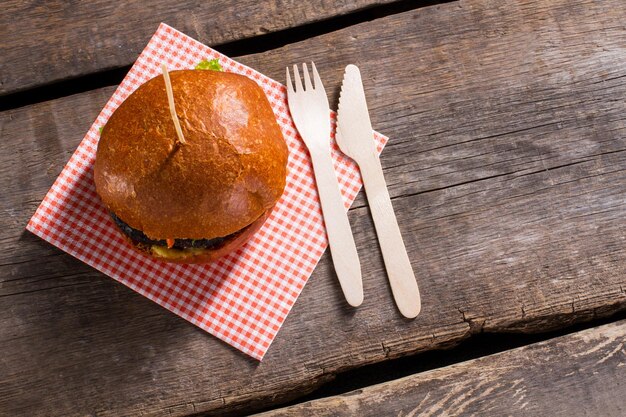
<box><xmin>1</xmin><ymin>0</ymin><xmax>626</xmax><ymax>415</ymax></box>
<box><xmin>254</xmin><ymin>320</ymin><xmax>626</xmax><ymax>417</ymax></box>
<box><xmin>0</xmin><ymin>0</ymin><xmax>396</xmax><ymax>96</ymax></box>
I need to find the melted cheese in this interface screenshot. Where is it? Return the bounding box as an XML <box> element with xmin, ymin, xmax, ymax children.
<box><xmin>151</xmin><ymin>245</ymin><xmax>206</xmax><ymax>259</ymax></box>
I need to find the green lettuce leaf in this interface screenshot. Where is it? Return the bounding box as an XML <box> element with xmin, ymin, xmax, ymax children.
<box><xmin>195</xmin><ymin>58</ymin><xmax>223</xmax><ymax>71</ymax></box>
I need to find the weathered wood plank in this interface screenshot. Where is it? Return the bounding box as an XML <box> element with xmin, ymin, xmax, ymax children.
<box><xmin>1</xmin><ymin>0</ymin><xmax>626</xmax><ymax>415</ymax></box>
<box><xmin>254</xmin><ymin>320</ymin><xmax>626</xmax><ymax>417</ymax></box>
<box><xmin>0</xmin><ymin>0</ymin><xmax>397</xmax><ymax>96</ymax></box>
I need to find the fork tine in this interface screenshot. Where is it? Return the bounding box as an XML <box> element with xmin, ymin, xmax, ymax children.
<box><xmin>302</xmin><ymin>63</ymin><xmax>313</xmax><ymax>91</ymax></box>
<box><xmin>285</xmin><ymin>67</ymin><xmax>294</xmax><ymax>95</ymax></box>
<box><xmin>311</xmin><ymin>62</ymin><xmax>323</xmax><ymax>91</ymax></box>
<box><xmin>293</xmin><ymin>64</ymin><xmax>304</xmax><ymax>92</ymax></box>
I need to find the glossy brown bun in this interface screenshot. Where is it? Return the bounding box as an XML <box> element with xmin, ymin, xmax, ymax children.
<box><xmin>94</xmin><ymin>69</ymin><xmax>288</xmax><ymax>262</ymax></box>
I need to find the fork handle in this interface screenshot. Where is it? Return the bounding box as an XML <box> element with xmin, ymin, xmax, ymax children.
<box><xmin>359</xmin><ymin>152</ymin><xmax>421</xmax><ymax>318</ymax></box>
<box><xmin>309</xmin><ymin>149</ymin><xmax>363</xmax><ymax>307</ymax></box>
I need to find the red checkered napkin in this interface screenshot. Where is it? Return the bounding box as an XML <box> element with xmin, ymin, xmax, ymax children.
<box><xmin>27</xmin><ymin>23</ymin><xmax>387</xmax><ymax>360</ymax></box>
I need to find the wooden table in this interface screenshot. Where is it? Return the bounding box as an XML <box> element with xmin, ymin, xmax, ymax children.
<box><xmin>2</xmin><ymin>0</ymin><xmax>625</xmax><ymax>415</ymax></box>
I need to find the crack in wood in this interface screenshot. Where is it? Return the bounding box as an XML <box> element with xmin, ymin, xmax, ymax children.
<box><xmin>0</xmin><ymin>279</ymin><xmax>92</xmax><ymax>298</ymax></box>
<box><xmin>381</xmin><ymin>341</ymin><xmax>391</xmax><ymax>358</ymax></box>
<box><xmin>0</xmin><ymin>0</ymin><xmax>457</xmax><ymax>106</ymax></box>
<box><xmin>256</xmin><ymin>321</ymin><xmax>626</xmax><ymax>416</ymax></box>
<box><xmin>512</xmin><ymin>160</ymin><xmax>591</xmax><ymax>179</ymax></box>
<box><xmin>0</xmin><ymin>251</ymin><xmax>65</xmax><ymax>273</ymax></box>
<box><xmin>458</xmin><ymin>309</ymin><xmax>486</xmax><ymax>335</ymax></box>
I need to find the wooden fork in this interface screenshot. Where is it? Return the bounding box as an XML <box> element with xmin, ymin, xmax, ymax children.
<box><xmin>286</xmin><ymin>63</ymin><xmax>363</xmax><ymax>307</ymax></box>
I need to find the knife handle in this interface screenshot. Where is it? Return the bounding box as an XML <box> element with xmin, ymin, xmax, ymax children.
<box><xmin>359</xmin><ymin>152</ymin><xmax>421</xmax><ymax>318</ymax></box>
<box><xmin>309</xmin><ymin>149</ymin><xmax>363</xmax><ymax>307</ymax></box>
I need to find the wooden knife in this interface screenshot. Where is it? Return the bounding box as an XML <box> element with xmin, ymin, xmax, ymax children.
<box><xmin>335</xmin><ymin>64</ymin><xmax>421</xmax><ymax>318</ymax></box>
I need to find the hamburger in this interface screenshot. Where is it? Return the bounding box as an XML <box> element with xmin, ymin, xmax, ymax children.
<box><xmin>94</xmin><ymin>65</ymin><xmax>289</xmax><ymax>263</ymax></box>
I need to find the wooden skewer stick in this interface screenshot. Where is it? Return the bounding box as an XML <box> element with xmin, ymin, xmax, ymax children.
<box><xmin>161</xmin><ymin>63</ymin><xmax>186</xmax><ymax>145</ymax></box>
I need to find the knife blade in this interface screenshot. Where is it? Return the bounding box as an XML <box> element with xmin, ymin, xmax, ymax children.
<box><xmin>336</xmin><ymin>64</ymin><xmax>421</xmax><ymax>318</ymax></box>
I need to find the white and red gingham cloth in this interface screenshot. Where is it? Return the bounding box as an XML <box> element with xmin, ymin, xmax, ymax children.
<box><xmin>27</xmin><ymin>23</ymin><xmax>387</xmax><ymax>360</ymax></box>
